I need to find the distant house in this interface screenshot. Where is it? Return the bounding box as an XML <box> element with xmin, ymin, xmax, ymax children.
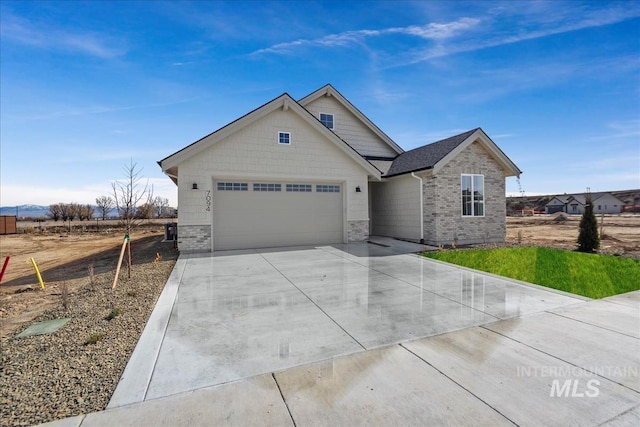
<box><xmin>545</xmin><ymin>196</ymin><xmax>566</xmax><ymax>214</ymax></box>
<box><xmin>592</xmin><ymin>193</ymin><xmax>625</xmax><ymax>214</ymax></box>
<box><xmin>159</xmin><ymin>84</ymin><xmax>522</xmax><ymax>252</ymax></box>
<box><xmin>545</xmin><ymin>192</ymin><xmax>624</xmax><ymax>215</ymax></box>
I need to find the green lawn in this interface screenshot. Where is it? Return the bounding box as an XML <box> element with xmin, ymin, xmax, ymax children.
<box><xmin>423</xmin><ymin>247</ymin><xmax>640</xmax><ymax>299</ymax></box>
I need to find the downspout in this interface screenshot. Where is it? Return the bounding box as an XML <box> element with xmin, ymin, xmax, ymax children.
<box><xmin>411</xmin><ymin>172</ymin><xmax>424</xmax><ymax>244</ymax></box>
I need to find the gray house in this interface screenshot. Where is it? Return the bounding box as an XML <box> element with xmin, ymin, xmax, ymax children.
<box><xmin>159</xmin><ymin>84</ymin><xmax>522</xmax><ymax>252</ymax></box>
<box><xmin>545</xmin><ymin>193</ymin><xmax>624</xmax><ymax>215</ymax></box>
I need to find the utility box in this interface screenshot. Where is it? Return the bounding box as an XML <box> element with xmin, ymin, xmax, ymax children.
<box><xmin>0</xmin><ymin>216</ymin><xmax>17</xmax><ymax>235</ymax></box>
<box><xmin>165</xmin><ymin>222</ymin><xmax>177</xmax><ymax>241</ymax></box>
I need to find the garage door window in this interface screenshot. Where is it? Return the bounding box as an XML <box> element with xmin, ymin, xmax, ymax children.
<box><xmin>253</xmin><ymin>183</ymin><xmax>281</xmax><ymax>192</ymax></box>
<box><xmin>217</xmin><ymin>182</ymin><xmax>248</xmax><ymax>191</ymax></box>
<box><xmin>286</xmin><ymin>184</ymin><xmax>312</xmax><ymax>192</ymax></box>
<box><xmin>316</xmin><ymin>184</ymin><xmax>340</xmax><ymax>193</ymax></box>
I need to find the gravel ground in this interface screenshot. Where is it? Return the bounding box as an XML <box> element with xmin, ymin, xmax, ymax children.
<box><xmin>0</xmin><ymin>238</ymin><xmax>178</xmax><ymax>427</ymax></box>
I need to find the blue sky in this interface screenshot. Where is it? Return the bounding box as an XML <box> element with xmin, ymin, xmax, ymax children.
<box><xmin>1</xmin><ymin>0</ymin><xmax>639</xmax><ymax>207</ymax></box>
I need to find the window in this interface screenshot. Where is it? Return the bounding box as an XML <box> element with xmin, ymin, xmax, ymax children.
<box><xmin>319</xmin><ymin>113</ymin><xmax>334</xmax><ymax>129</ymax></box>
<box><xmin>217</xmin><ymin>182</ymin><xmax>248</xmax><ymax>191</ymax></box>
<box><xmin>253</xmin><ymin>183</ymin><xmax>281</xmax><ymax>192</ymax></box>
<box><xmin>278</xmin><ymin>132</ymin><xmax>290</xmax><ymax>145</ymax></box>
<box><xmin>461</xmin><ymin>174</ymin><xmax>484</xmax><ymax>217</ymax></box>
<box><xmin>316</xmin><ymin>184</ymin><xmax>340</xmax><ymax>193</ymax></box>
<box><xmin>286</xmin><ymin>184</ymin><xmax>312</xmax><ymax>192</ymax></box>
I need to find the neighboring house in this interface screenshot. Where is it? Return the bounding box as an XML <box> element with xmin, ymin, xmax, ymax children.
<box><xmin>592</xmin><ymin>193</ymin><xmax>624</xmax><ymax>214</ymax></box>
<box><xmin>159</xmin><ymin>84</ymin><xmax>522</xmax><ymax>252</ymax></box>
<box><xmin>544</xmin><ymin>192</ymin><xmax>624</xmax><ymax>215</ymax></box>
<box><xmin>545</xmin><ymin>196</ymin><xmax>567</xmax><ymax>214</ymax></box>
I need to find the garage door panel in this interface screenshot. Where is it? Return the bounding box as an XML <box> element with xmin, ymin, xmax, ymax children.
<box><xmin>213</xmin><ymin>181</ymin><xmax>343</xmax><ymax>250</ymax></box>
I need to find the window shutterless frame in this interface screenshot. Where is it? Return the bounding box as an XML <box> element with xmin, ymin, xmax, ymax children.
<box><xmin>461</xmin><ymin>174</ymin><xmax>484</xmax><ymax>217</ymax></box>
<box><xmin>319</xmin><ymin>113</ymin><xmax>334</xmax><ymax>130</ymax></box>
<box><xmin>278</xmin><ymin>131</ymin><xmax>291</xmax><ymax>145</ymax></box>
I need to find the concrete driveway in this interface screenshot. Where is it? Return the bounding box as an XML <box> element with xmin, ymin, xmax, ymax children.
<box><xmin>108</xmin><ymin>239</ymin><xmax>590</xmax><ymax>406</ymax></box>
<box><xmin>42</xmin><ymin>240</ymin><xmax>639</xmax><ymax>427</ymax></box>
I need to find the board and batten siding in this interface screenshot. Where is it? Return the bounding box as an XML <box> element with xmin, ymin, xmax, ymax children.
<box><xmin>370</xmin><ymin>175</ymin><xmax>422</xmax><ymax>240</ymax></box>
<box><xmin>303</xmin><ymin>96</ymin><xmax>398</xmax><ymax>158</ymax></box>
<box><xmin>176</xmin><ymin>108</ymin><xmax>369</xmax><ymax>250</ymax></box>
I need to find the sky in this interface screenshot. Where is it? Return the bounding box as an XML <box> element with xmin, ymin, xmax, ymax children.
<box><xmin>1</xmin><ymin>0</ymin><xmax>639</xmax><ymax>208</ymax></box>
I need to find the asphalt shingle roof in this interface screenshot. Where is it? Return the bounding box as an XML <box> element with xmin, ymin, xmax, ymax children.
<box><xmin>385</xmin><ymin>128</ymin><xmax>479</xmax><ymax>177</ymax></box>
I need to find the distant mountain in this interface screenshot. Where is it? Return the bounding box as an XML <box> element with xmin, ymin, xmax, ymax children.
<box><xmin>0</xmin><ymin>205</ymin><xmax>49</xmax><ymax>219</ymax></box>
<box><xmin>0</xmin><ymin>205</ymin><xmax>121</xmax><ymax>219</ymax></box>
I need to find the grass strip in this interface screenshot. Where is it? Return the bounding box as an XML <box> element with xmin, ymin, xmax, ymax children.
<box><xmin>423</xmin><ymin>247</ymin><xmax>640</xmax><ymax>299</ymax></box>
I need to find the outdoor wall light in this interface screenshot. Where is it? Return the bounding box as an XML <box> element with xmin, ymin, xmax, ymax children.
<box><xmin>192</xmin><ymin>183</ymin><xmax>198</xmax><ymax>190</ymax></box>
<box><xmin>355</xmin><ymin>186</ymin><xmax>361</xmax><ymax>193</ymax></box>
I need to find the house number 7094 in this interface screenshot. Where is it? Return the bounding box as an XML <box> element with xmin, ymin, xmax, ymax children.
<box><xmin>205</xmin><ymin>190</ymin><xmax>211</xmax><ymax>211</ymax></box>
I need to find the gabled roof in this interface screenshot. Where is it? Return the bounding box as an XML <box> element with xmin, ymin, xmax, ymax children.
<box><xmin>159</xmin><ymin>93</ymin><xmax>382</xmax><ymax>183</ymax></box>
<box><xmin>385</xmin><ymin>128</ymin><xmax>522</xmax><ymax>178</ymax></box>
<box><xmin>556</xmin><ymin>192</ymin><xmax>624</xmax><ymax>205</ymax></box>
<box><xmin>298</xmin><ymin>84</ymin><xmax>404</xmax><ymax>155</ymax></box>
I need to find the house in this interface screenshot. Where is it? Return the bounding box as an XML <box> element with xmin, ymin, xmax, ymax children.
<box><xmin>545</xmin><ymin>196</ymin><xmax>567</xmax><ymax>214</ymax></box>
<box><xmin>544</xmin><ymin>192</ymin><xmax>624</xmax><ymax>215</ymax></box>
<box><xmin>159</xmin><ymin>85</ymin><xmax>522</xmax><ymax>252</ymax></box>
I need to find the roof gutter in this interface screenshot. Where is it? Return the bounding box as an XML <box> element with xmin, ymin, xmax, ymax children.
<box><xmin>411</xmin><ymin>172</ymin><xmax>424</xmax><ymax>244</ymax></box>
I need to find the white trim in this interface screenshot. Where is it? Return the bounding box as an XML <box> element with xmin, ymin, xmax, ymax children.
<box><xmin>160</xmin><ymin>94</ymin><xmax>381</xmax><ymax>180</ymax></box>
<box><xmin>277</xmin><ymin>131</ymin><xmax>291</xmax><ymax>145</ymax></box>
<box><xmin>299</xmin><ymin>84</ymin><xmax>404</xmax><ymax>155</ymax></box>
<box><xmin>434</xmin><ymin>129</ymin><xmax>521</xmax><ymax>178</ymax></box>
<box><xmin>461</xmin><ymin>173</ymin><xmax>485</xmax><ymax>218</ymax></box>
<box><xmin>319</xmin><ymin>112</ymin><xmax>334</xmax><ymax>130</ymax></box>
<box><xmin>411</xmin><ymin>172</ymin><xmax>424</xmax><ymax>242</ymax></box>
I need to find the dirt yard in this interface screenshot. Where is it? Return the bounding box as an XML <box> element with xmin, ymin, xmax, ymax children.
<box><xmin>0</xmin><ymin>226</ymin><xmax>179</xmax><ymax>426</ymax></box>
<box><xmin>506</xmin><ymin>214</ymin><xmax>640</xmax><ymax>258</ymax></box>
<box><xmin>0</xmin><ymin>225</ymin><xmax>173</xmax><ymax>338</ymax></box>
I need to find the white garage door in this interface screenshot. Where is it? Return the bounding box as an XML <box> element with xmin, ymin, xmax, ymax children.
<box><xmin>213</xmin><ymin>181</ymin><xmax>343</xmax><ymax>250</ymax></box>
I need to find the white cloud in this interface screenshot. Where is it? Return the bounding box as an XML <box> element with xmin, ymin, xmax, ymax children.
<box><xmin>250</xmin><ymin>3</ymin><xmax>640</xmax><ymax>70</ymax></box>
<box><xmin>251</xmin><ymin>17</ymin><xmax>480</xmax><ymax>56</ymax></box>
<box><xmin>0</xmin><ymin>12</ymin><xmax>126</xmax><ymax>58</ymax></box>
<box><xmin>588</xmin><ymin>120</ymin><xmax>640</xmax><ymax>141</ymax></box>
<box><xmin>404</xmin><ymin>4</ymin><xmax>640</xmax><ymax>66</ymax></box>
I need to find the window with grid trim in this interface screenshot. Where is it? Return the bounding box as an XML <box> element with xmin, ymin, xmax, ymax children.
<box><xmin>217</xmin><ymin>182</ymin><xmax>248</xmax><ymax>191</ymax></box>
<box><xmin>319</xmin><ymin>113</ymin><xmax>334</xmax><ymax>129</ymax></box>
<box><xmin>286</xmin><ymin>184</ymin><xmax>312</xmax><ymax>192</ymax></box>
<box><xmin>461</xmin><ymin>174</ymin><xmax>484</xmax><ymax>217</ymax></box>
<box><xmin>253</xmin><ymin>183</ymin><xmax>281</xmax><ymax>192</ymax></box>
<box><xmin>278</xmin><ymin>132</ymin><xmax>290</xmax><ymax>145</ymax></box>
<box><xmin>316</xmin><ymin>184</ymin><xmax>340</xmax><ymax>193</ymax></box>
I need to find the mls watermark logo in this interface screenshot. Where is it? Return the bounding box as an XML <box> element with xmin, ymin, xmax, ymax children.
<box><xmin>550</xmin><ymin>379</ymin><xmax>600</xmax><ymax>398</ymax></box>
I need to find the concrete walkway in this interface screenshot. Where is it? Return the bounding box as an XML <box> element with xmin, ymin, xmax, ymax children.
<box><xmin>40</xmin><ymin>242</ymin><xmax>639</xmax><ymax>426</ymax></box>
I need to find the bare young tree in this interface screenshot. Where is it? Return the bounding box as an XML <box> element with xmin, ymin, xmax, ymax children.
<box><xmin>111</xmin><ymin>160</ymin><xmax>153</xmax><ymax>236</ymax></box>
<box><xmin>111</xmin><ymin>160</ymin><xmax>153</xmax><ymax>279</ymax></box>
<box><xmin>95</xmin><ymin>195</ymin><xmax>114</xmax><ymax>220</ymax></box>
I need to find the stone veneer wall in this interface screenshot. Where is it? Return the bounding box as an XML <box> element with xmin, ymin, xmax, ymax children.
<box><xmin>421</xmin><ymin>141</ymin><xmax>507</xmax><ymax>245</ymax></box>
<box><xmin>177</xmin><ymin>225</ymin><xmax>212</xmax><ymax>252</ymax></box>
<box><xmin>348</xmin><ymin>220</ymin><xmax>369</xmax><ymax>242</ymax></box>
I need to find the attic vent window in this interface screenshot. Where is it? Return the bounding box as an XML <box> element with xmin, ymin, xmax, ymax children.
<box><xmin>320</xmin><ymin>113</ymin><xmax>334</xmax><ymax>130</ymax></box>
<box><xmin>278</xmin><ymin>132</ymin><xmax>291</xmax><ymax>145</ymax></box>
